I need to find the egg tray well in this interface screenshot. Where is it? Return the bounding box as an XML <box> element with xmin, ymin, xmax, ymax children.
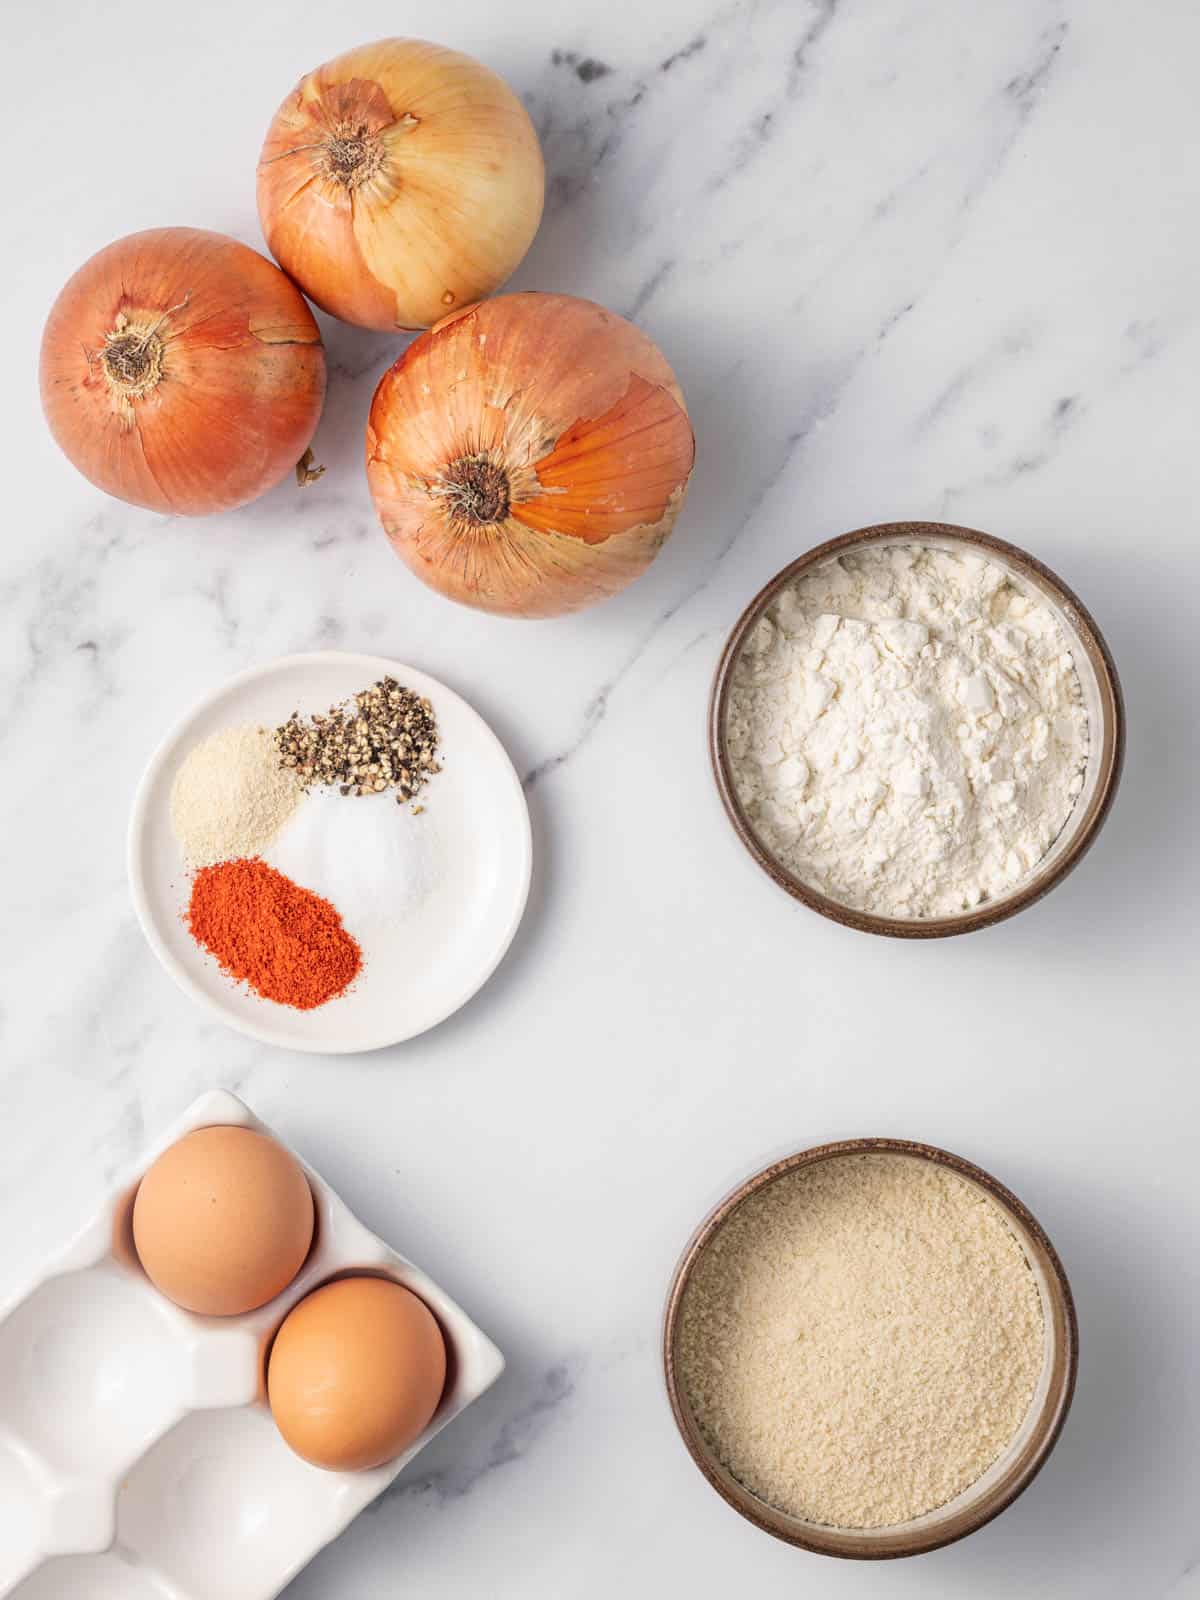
<box><xmin>0</xmin><ymin>1090</ymin><xmax>504</xmax><ymax>1600</ymax></box>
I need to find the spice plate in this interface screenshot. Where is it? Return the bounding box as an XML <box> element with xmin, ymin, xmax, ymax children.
<box><xmin>0</xmin><ymin>1089</ymin><xmax>504</xmax><ymax>1599</ymax></box>
<box><xmin>129</xmin><ymin>651</ymin><xmax>532</xmax><ymax>1051</ymax></box>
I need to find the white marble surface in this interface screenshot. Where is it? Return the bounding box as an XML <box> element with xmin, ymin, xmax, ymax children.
<box><xmin>2</xmin><ymin>0</ymin><xmax>1198</xmax><ymax>1594</ymax></box>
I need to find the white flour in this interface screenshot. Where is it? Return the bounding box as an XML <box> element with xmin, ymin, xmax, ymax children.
<box><xmin>726</xmin><ymin>544</ymin><xmax>1090</xmax><ymax>918</ymax></box>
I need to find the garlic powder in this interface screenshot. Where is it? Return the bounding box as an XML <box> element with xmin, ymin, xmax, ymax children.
<box><xmin>725</xmin><ymin>544</ymin><xmax>1090</xmax><ymax>917</ymax></box>
<box><xmin>170</xmin><ymin>724</ymin><xmax>304</xmax><ymax>869</ymax></box>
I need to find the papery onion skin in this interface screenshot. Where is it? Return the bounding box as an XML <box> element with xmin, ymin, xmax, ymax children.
<box><xmin>366</xmin><ymin>292</ymin><xmax>696</xmax><ymax>618</ymax></box>
<box><xmin>257</xmin><ymin>38</ymin><xmax>545</xmax><ymax>332</ymax></box>
<box><xmin>40</xmin><ymin>228</ymin><xmax>325</xmax><ymax>516</ymax></box>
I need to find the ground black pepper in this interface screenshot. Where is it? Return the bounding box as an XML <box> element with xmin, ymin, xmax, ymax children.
<box><xmin>275</xmin><ymin>677</ymin><xmax>441</xmax><ymax>805</ymax></box>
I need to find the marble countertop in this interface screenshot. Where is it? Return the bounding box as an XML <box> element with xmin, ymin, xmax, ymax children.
<box><xmin>3</xmin><ymin>0</ymin><xmax>1198</xmax><ymax>1595</ymax></box>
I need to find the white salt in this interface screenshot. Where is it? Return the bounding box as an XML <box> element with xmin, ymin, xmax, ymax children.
<box><xmin>266</xmin><ymin>787</ymin><xmax>442</xmax><ymax>941</ymax></box>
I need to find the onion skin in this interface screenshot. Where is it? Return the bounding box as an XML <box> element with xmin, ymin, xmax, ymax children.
<box><xmin>257</xmin><ymin>38</ymin><xmax>545</xmax><ymax>332</ymax></box>
<box><xmin>40</xmin><ymin>228</ymin><xmax>325</xmax><ymax>516</ymax></box>
<box><xmin>366</xmin><ymin>292</ymin><xmax>695</xmax><ymax>618</ymax></box>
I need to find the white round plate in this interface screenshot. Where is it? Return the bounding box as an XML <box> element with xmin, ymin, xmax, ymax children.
<box><xmin>128</xmin><ymin>652</ymin><xmax>531</xmax><ymax>1053</ymax></box>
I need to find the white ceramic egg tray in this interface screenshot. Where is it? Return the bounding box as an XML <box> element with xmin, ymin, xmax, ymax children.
<box><xmin>0</xmin><ymin>1090</ymin><xmax>504</xmax><ymax>1600</ymax></box>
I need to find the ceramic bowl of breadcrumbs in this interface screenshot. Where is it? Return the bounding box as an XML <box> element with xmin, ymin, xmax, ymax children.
<box><xmin>663</xmin><ymin>1138</ymin><xmax>1077</xmax><ymax>1559</ymax></box>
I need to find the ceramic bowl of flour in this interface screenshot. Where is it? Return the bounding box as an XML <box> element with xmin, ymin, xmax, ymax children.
<box><xmin>663</xmin><ymin>1137</ymin><xmax>1078</xmax><ymax>1559</ymax></box>
<box><xmin>710</xmin><ymin>522</ymin><xmax>1124</xmax><ymax>938</ymax></box>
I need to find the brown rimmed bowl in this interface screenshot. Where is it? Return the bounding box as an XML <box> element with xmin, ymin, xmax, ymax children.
<box><xmin>663</xmin><ymin>1137</ymin><xmax>1078</xmax><ymax>1560</ymax></box>
<box><xmin>709</xmin><ymin>521</ymin><xmax>1124</xmax><ymax>937</ymax></box>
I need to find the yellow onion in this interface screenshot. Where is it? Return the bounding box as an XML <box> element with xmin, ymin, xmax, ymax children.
<box><xmin>40</xmin><ymin>228</ymin><xmax>325</xmax><ymax>516</ymax></box>
<box><xmin>366</xmin><ymin>292</ymin><xmax>695</xmax><ymax>617</ymax></box>
<box><xmin>257</xmin><ymin>38</ymin><xmax>544</xmax><ymax>332</ymax></box>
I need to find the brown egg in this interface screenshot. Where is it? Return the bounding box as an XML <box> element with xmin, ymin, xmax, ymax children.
<box><xmin>132</xmin><ymin>1126</ymin><xmax>314</xmax><ymax>1316</ymax></box>
<box><xmin>268</xmin><ymin>1277</ymin><xmax>447</xmax><ymax>1471</ymax></box>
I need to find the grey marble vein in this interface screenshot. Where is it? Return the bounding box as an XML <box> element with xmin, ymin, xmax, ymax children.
<box><xmin>373</xmin><ymin>1356</ymin><xmax>583</xmax><ymax>1510</ymax></box>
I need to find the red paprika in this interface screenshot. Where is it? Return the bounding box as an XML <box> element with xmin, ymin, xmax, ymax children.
<box><xmin>187</xmin><ymin>858</ymin><xmax>361</xmax><ymax>1010</ymax></box>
